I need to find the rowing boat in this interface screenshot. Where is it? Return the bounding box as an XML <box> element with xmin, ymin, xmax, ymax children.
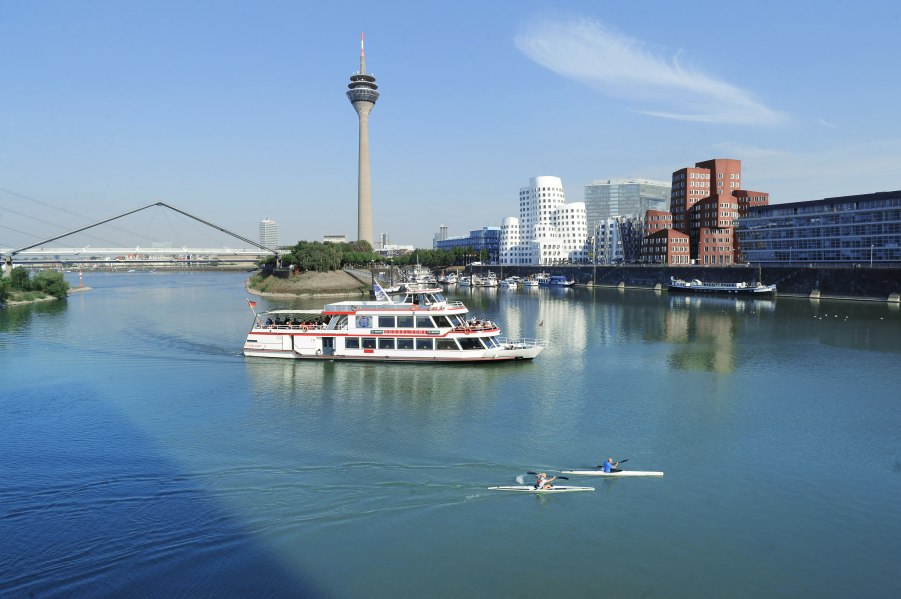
<box><xmin>560</xmin><ymin>470</ymin><xmax>664</xmax><ymax>477</ymax></box>
<box><xmin>488</xmin><ymin>485</ymin><xmax>595</xmax><ymax>493</ymax></box>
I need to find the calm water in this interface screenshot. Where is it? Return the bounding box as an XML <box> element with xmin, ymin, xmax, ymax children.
<box><xmin>1</xmin><ymin>272</ymin><xmax>900</xmax><ymax>598</ymax></box>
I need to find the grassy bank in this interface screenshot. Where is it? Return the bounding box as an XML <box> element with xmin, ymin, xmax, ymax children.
<box><xmin>247</xmin><ymin>270</ymin><xmax>369</xmax><ymax>298</ymax></box>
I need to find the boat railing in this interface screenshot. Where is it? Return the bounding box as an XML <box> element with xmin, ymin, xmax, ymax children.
<box><xmin>497</xmin><ymin>337</ymin><xmax>548</xmax><ymax>348</ymax></box>
<box><xmin>452</xmin><ymin>320</ymin><xmax>499</xmax><ymax>332</ymax></box>
<box><xmin>357</xmin><ymin>301</ymin><xmax>465</xmax><ymax>312</ymax></box>
<box><xmin>257</xmin><ymin>322</ymin><xmax>327</xmax><ymax>331</ymax></box>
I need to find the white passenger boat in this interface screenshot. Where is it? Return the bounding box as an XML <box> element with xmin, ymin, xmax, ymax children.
<box><xmin>243</xmin><ymin>284</ymin><xmax>546</xmax><ymax>362</ymax></box>
<box><xmin>561</xmin><ymin>470</ymin><xmax>664</xmax><ymax>477</ymax></box>
<box><xmin>668</xmin><ymin>277</ymin><xmax>776</xmax><ymax>295</ymax></box>
<box><xmin>488</xmin><ymin>486</ymin><xmax>594</xmax><ymax>493</ymax></box>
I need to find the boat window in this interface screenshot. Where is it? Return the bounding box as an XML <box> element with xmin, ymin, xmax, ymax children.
<box><xmin>458</xmin><ymin>337</ymin><xmax>486</xmax><ymax>350</ymax></box>
<box><xmin>435</xmin><ymin>338</ymin><xmax>459</xmax><ymax>350</ymax></box>
<box><xmin>431</xmin><ymin>315</ymin><xmax>452</xmax><ymax>328</ymax></box>
<box><xmin>345</xmin><ymin>337</ymin><xmax>360</xmax><ymax>349</ymax></box>
<box><xmin>415</xmin><ymin>338</ymin><xmax>434</xmax><ymax>350</ymax></box>
<box><xmin>396</xmin><ymin>338</ymin><xmax>414</xmax><ymax>350</ymax></box>
<box><xmin>362</xmin><ymin>337</ymin><xmax>376</xmax><ymax>349</ymax></box>
<box><xmin>377</xmin><ymin>315</ymin><xmax>396</xmax><ymax>328</ymax></box>
<box><xmin>357</xmin><ymin>316</ymin><xmax>371</xmax><ymax>328</ymax></box>
<box><xmin>378</xmin><ymin>338</ymin><xmax>395</xmax><ymax>349</ymax></box>
<box><xmin>485</xmin><ymin>337</ymin><xmax>499</xmax><ymax>348</ymax></box>
<box><xmin>396</xmin><ymin>315</ymin><xmax>414</xmax><ymax>328</ymax></box>
<box><xmin>415</xmin><ymin>315</ymin><xmax>435</xmax><ymax>327</ymax></box>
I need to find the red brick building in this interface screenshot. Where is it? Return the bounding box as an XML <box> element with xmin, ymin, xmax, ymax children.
<box><xmin>644</xmin><ymin>228</ymin><xmax>690</xmax><ymax>265</ymax></box>
<box><xmin>642</xmin><ymin>158</ymin><xmax>769</xmax><ymax>264</ymax></box>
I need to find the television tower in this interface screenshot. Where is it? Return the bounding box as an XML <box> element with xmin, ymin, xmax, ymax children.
<box><xmin>347</xmin><ymin>32</ymin><xmax>379</xmax><ymax>245</ymax></box>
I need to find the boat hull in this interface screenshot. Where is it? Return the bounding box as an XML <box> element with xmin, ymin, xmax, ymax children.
<box><xmin>667</xmin><ymin>286</ymin><xmax>775</xmax><ymax>295</ymax></box>
<box><xmin>561</xmin><ymin>470</ymin><xmax>664</xmax><ymax>477</ymax></box>
<box><xmin>243</xmin><ymin>348</ymin><xmax>541</xmax><ymax>362</ymax></box>
<box><xmin>243</xmin><ymin>331</ymin><xmax>544</xmax><ymax>362</ymax></box>
<box><xmin>488</xmin><ymin>486</ymin><xmax>594</xmax><ymax>493</ymax></box>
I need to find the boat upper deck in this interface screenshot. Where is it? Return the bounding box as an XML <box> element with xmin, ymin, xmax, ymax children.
<box><xmin>323</xmin><ymin>288</ymin><xmax>465</xmax><ymax>314</ymax></box>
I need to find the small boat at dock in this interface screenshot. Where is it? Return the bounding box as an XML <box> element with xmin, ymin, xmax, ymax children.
<box><xmin>668</xmin><ymin>276</ymin><xmax>776</xmax><ymax>295</ymax></box>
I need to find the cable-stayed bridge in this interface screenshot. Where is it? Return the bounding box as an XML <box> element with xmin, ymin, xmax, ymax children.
<box><xmin>1</xmin><ymin>201</ymin><xmax>279</xmax><ymax>268</ymax></box>
<box><xmin>1</xmin><ymin>246</ymin><xmax>271</xmax><ymax>267</ymax></box>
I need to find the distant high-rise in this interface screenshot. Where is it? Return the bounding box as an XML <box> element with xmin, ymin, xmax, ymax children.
<box><xmin>347</xmin><ymin>33</ymin><xmax>379</xmax><ymax>246</ymax></box>
<box><xmin>259</xmin><ymin>218</ymin><xmax>279</xmax><ymax>250</ymax></box>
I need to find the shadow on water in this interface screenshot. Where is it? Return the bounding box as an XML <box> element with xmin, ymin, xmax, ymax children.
<box><xmin>0</xmin><ymin>380</ymin><xmax>324</xmax><ymax>598</ymax></box>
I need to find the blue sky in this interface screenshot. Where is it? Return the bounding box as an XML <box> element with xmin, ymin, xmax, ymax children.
<box><xmin>2</xmin><ymin>0</ymin><xmax>900</xmax><ymax>250</ymax></box>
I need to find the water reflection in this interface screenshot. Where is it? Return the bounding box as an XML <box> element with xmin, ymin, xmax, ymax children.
<box><xmin>244</xmin><ymin>358</ymin><xmax>521</xmax><ymax>412</ymax></box>
<box><xmin>662</xmin><ymin>295</ymin><xmax>775</xmax><ymax>373</ymax></box>
<box><xmin>0</xmin><ymin>300</ymin><xmax>68</xmax><ymax>340</ymax></box>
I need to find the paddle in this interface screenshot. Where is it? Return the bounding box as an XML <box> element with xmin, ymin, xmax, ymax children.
<box><xmin>527</xmin><ymin>471</ymin><xmax>569</xmax><ymax>480</ymax></box>
<box><xmin>596</xmin><ymin>458</ymin><xmax>628</xmax><ymax>468</ymax></box>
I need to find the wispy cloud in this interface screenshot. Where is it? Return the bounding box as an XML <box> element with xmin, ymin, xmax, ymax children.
<box><xmin>817</xmin><ymin>118</ymin><xmax>840</xmax><ymax>130</ymax></box>
<box><xmin>515</xmin><ymin>18</ymin><xmax>788</xmax><ymax>126</ymax></box>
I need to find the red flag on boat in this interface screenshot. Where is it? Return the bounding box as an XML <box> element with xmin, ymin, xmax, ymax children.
<box><xmin>247</xmin><ymin>299</ymin><xmax>257</xmax><ymax>309</ymax></box>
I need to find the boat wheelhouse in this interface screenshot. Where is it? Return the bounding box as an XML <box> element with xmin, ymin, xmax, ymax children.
<box><xmin>243</xmin><ymin>286</ymin><xmax>545</xmax><ymax>362</ymax></box>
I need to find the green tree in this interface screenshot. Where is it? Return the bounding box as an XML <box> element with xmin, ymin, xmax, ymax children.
<box><xmin>33</xmin><ymin>270</ymin><xmax>70</xmax><ymax>299</ymax></box>
<box><xmin>0</xmin><ymin>276</ymin><xmax>8</xmax><ymax>304</ymax></box>
<box><xmin>350</xmin><ymin>240</ymin><xmax>373</xmax><ymax>254</ymax></box>
<box><xmin>9</xmin><ymin>267</ymin><xmax>31</xmax><ymax>291</ymax></box>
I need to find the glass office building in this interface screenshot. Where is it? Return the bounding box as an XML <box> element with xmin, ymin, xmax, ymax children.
<box><xmin>434</xmin><ymin>227</ymin><xmax>501</xmax><ymax>263</ymax></box>
<box><xmin>737</xmin><ymin>190</ymin><xmax>901</xmax><ymax>266</ymax></box>
<box><xmin>584</xmin><ymin>178</ymin><xmax>670</xmax><ymax>232</ymax></box>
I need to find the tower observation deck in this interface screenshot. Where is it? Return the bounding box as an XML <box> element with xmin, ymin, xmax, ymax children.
<box><xmin>347</xmin><ymin>33</ymin><xmax>379</xmax><ymax>246</ymax></box>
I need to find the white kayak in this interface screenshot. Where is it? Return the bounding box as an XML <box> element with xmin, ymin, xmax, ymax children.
<box><xmin>488</xmin><ymin>485</ymin><xmax>595</xmax><ymax>493</ymax></box>
<box><xmin>561</xmin><ymin>470</ymin><xmax>664</xmax><ymax>477</ymax></box>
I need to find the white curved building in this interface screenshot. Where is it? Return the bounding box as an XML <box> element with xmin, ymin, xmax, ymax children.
<box><xmin>499</xmin><ymin>176</ymin><xmax>589</xmax><ymax>265</ymax></box>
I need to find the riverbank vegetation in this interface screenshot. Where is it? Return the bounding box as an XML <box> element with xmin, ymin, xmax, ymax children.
<box><xmin>248</xmin><ymin>270</ymin><xmax>367</xmax><ymax>297</ymax></box>
<box><xmin>259</xmin><ymin>240</ymin><xmax>379</xmax><ymax>272</ymax></box>
<box><xmin>257</xmin><ymin>240</ymin><xmax>486</xmax><ymax>272</ymax></box>
<box><xmin>0</xmin><ymin>267</ymin><xmax>70</xmax><ymax>305</ymax></box>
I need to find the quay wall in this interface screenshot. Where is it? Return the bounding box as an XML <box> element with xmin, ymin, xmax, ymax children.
<box><xmin>464</xmin><ymin>266</ymin><xmax>901</xmax><ymax>302</ymax></box>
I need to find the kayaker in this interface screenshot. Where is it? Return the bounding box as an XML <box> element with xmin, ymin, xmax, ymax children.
<box><xmin>534</xmin><ymin>472</ymin><xmax>556</xmax><ymax>489</ymax></box>
<box><xmin>602</xmin><ymin>458</ymin><xmax>621</xmax><ymax>473</ymax></box>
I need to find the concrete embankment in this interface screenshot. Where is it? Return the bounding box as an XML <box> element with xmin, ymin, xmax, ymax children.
<box><xmin>463</xmin><ymin>265</ymin><xmax>901</xmax><ymax>303</ymax></box>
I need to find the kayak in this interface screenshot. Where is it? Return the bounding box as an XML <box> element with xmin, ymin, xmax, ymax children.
<box><xmin>561</xmin><ymin>470</ymin><xmax>664</xmax><ymax>477</ymax></box>
<box><xmin>488</xmin><ymin>485</ymin><xmax>595</xmax><ymax>493</ymax></box>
